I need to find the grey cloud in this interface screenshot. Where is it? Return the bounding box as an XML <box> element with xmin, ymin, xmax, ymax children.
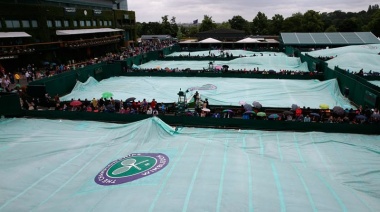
<box><xmin>129</xmin><ymin>0</ymin><xmax>379</xmax><ymax>23</ymax></box>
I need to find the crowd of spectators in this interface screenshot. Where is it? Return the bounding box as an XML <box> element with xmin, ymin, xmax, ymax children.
<box><xmin>0</xmin><ymin>46</ymin><xmax>35</xmax><ymax>56</ymax></box>
<box><xmin>130</xmin><ymin>67</ymin><xmax>320</xmax><ymax>76</ymax></box>
<box><xmin>3</xmin><ymin>39</ymin><xmax>379</xmax><ymax>127</ymax></box>
<box><xmin>19</xmin><ymin>90</ymin><xmax>380</xmax><ymax>125</ymax></box>
<box><xmin>21</xmin><ymin>94</ymin><xmax>174</xmax><ymax>116</ymax></box>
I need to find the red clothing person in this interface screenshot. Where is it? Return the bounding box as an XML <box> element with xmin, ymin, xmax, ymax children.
<box><xmin>151</xmin><ymin>99</ymin><xmax>157</xmax><ymax>109</ymax></box>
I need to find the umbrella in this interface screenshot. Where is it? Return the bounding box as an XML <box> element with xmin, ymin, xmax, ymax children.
<box><xmin>333</xmin><ymin>106</ymin><xmax>345</xmax><ymax>116</ymax></box>
<box><xmin>70</xmin><ymin>100</ymin><xmax>82</xmax><ymax>107</ymax></box>
<box><xmin>244</xmin><ymin>111</ymin><xmax>256</xmax><ymax>115</ymax></box>
<box><xmin>239</xmin><ymin>100</ymin><xmax>246</xmax><ymax>105</ymax></box>
<box><xmin>291</xmin><ymin>104</ymin><xmax>298</xmax><ymax>111</ymax></box>
<box><xmin>268</xmin><ymin>114</ymin><xmax>279</xmax><ymax>119</ymax></box>
<box><xmin>310</xmin><ymin>113</ymin><xmax>320</xmax><ymax>117</ymax></box>
<box><xmin>243</xmin><ymin>103</ymin><xmax>252</xmax><ymax>111</ymax></box>
<box><xmin>202</xmin><ymin>108</ymin><xmax>211</xmax><ymax>112</ymax></box>
<box><xmin>319</xmin><ymin>104</ymin><xmax>329</xmax><ymax>109</ymax></box>
<box><xmin>257</xmin><ymin>112</ymin><xmax>266</xmax><ymax>117</ymax></box>
<box><xmin>252</xmin><ymin>101</ymin><xmax>262</xmax><ymax>109</ymax></box>
<box><xmin>283</xmin><ymin>111</ymin><xmax>294</xmax><ymax>115</ymax></box>
<box><xmin>355</xmin><ymin>115</ymin><xmax>367</xmax><ymax>120</ymax></box>
<box><xmin>215</xmin><ymin>66</ymin><xmax>222</xmax><ymax>70</ymax></box>
<box><xmin>102</xmin><ymin>92</ymin><xmax>113</xmax><ymax>99</ymax></box>
<box><xmin>222</xmin><ymin>65</ymin><xmax>229</xmax><ymax>68</ymax></box>
<box><xmin>223</xmin><ymin>109</ymin><xmax>233</xmax><ymax>113</ymax></box>
<box><xmin>106</xmin><ymin>104</ymin><xmax>115</xmax><ymax>111</ymax></box>
<box><xmin>126</xmin><ymin>97</ymin><xmax>136</xmax><ymax>102</ymax></box>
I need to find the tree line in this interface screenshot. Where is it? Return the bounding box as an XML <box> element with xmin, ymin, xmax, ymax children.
<box><xmin>135</xmin><ymin>4</ymin><xmax>380</xmax><ymax>38</ymax></box>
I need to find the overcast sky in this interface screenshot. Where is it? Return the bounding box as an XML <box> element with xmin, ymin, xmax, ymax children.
<box><xmin>128</xmin><ymin>0</ymin><xmax>379</xmax><ymax>23</ymax></box>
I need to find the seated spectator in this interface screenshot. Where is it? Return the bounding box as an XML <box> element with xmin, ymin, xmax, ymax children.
<box><xmin>86</xmin><ymin>105</ymin><xmax>93</xmax><ymax>112</ymax></box>
<box><xmin>147</xmin><ymin>107</ymin><xmax>153</xmax><ymax>115</ymax></box>
<box><xmin>304</xmin><ymin>115</ymin><xmax>311</xmax><ymax>122</ymax></box>
<box><xmin>295</xmin><ymin>107</ymin><xmax>302</xmax><ymax>117</ymax></box>
<box><xmin>160</xmin><ymin>103</ymin><xmax>166</xmax><ymax>114</ymax></box>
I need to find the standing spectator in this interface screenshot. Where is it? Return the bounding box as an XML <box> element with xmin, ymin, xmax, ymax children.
<box><xmin>25</xmin><ymin>71</ymin><xmax>30</xmax><ymax>82</ymax></box>
<box><xmin>8</xmin><ymin>73</ymin><xmax>14</xmax><ymax>84</ymax></box>
<box><xmin>203</xmin><ymin>98</ymin><xmax>209</xmax><ymax>109</ymax></box>
<box><xmin>160</xmin><ymin>102</ymin><xmax>166</xmax><ymax>114</ymax></box>
<box><xmin>151</xmin><ymin>98</ymin><xmax>157</xmax><ymax>109</ymax></box>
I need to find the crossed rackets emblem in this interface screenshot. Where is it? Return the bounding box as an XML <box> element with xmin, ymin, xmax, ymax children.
<box><xmin>112</xmin><ymin>158</ymin><xmax>149</xmax><ymax>175</ymax></box>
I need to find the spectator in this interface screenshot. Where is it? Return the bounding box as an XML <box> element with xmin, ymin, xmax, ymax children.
<box><xmin>147</xmin><ymin>107</ymin><xmax>153</xmax><ymax>115</ymax></box>
<box><xmin>304</xmin><ymin>115</ymin><xmax>311</xmax><ymax>122</ymax></box>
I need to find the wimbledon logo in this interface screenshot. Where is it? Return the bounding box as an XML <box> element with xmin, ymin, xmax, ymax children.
<box><xmin>95</xmin><ymin>153</ymin><xmax>169</xmax><ymax>186</ymax></box>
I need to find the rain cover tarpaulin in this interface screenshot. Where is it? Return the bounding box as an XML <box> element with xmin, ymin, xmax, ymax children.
<box><xmin>139</xmin><ymin>56</ymin><xmax>309</xmax><ymax>72</ymax></box>
<box><xmin>0</xmin><ymin>117</ymin><xmax>379</xmax><ymax>211</ymax></box>
<box><xmin>61</xmin><ymin>77</ymin><xmax>354</xmax><ymax>109</ymax></box>
<box><xmin>166</xmin><ymin>50</ymin><xmax>286</xmax><ymax>57</ymax></box>
<box><xmin>304</xmin><ymin>44</ymin><xmax>380</xmax><ymax>73</ymax></box>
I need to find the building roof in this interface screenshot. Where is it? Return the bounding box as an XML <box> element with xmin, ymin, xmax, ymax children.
<box><xmin>56</xmin><ymin>28</ymin><xmax>123</xmax><ymax>35</ymax></box>
<box><xmin>0</xmin><ymin>32</ymin><xmax>31</xmax><ymax>38</ymax></box>
<box><xmin>197</xmin><ymin>28</ymin><xmax>245</xmax><ymax>34</ymax></box>
<box><xmin>281</xmin><ymin>32</ymin><xmax>380</xmax><ymax>45</ymax></box>
<box><xmin>179</xmin><ymin>39</ymin><xmax>197</xmax><ymax>44</ymax></box>
<box><xmin>141</xmin><ymin>35</ymin><xmax>173</xmax><ymax>40</ymax></box>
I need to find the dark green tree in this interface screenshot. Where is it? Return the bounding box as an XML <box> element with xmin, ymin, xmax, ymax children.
<box><xmin>338</xmin><ymin>18</ymin><xmax>360</xmax><ymax>31</ymax></box>
<box><xmin>161</xmin><ymin>15</ymin><xmax>172</xmax><ymax>35</ymax></box>
<box><xmin>217</xmin><ymin>22</ymin><xmax>231</xmax><ymax>29</ymax></box>
<box><xmin>170</xmin><ymin>16</ymin><xmax>179</xmax><ymax>37</ymax></box>
<box><xmin>187</xmin><ymin>25</ymin><xmax>199</xmax><ymax>37</ymax></box>
<box><xmin>325</xmin><ymin>25</ymin><xmax>337</xmax><ymax>32</ymax></box>
<box><xmin>268</xmin><ymin>14</ymin><xmax>284</xmax><ymax>35</ymax></box>
<box><xmin>228</xmin><ymin>15</ymin><xmax>250</xmax><ymax>34</ymax></box>
<box><xmin>302</xmin><ymin>10</ymin><xmax>324</xmax><ymax>32</ymax></box>
<box><xmin>199</xmin><ymin>15</ymin><xmax>217</xmax><ymax>32</ymax></box>
<box><xmin>251</xmin><ymin>11</ymin><xmax>269</xmax><ymax>35</ymax></box>
<box><xmin>139</xmin><ymin>22</ymin><xmax>162</xmax><ymax>35</ymax></box>
<box><xmin>282</xmin><ymin>13</ymin><xmax>304</xmax><ymax>32</ymax></box>
<box><xmin>368</xmin><ymin>10</ymin><xmax>380</xmax><ymax>36</ymax></box>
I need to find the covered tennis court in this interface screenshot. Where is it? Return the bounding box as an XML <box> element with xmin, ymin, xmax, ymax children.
<box><xmin>0</xmin><ymin>117</ymin><xmax>379</xmax><ymax>211</ymax></box>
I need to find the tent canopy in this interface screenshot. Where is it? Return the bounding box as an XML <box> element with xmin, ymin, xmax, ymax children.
<box><xmin>236</xmin><ymin>38</ymin><xmax>260</xmax><ymax>43</ymax></box>
<box><xmin>198</xmin><ymin>38</ymin><xmax>222</xmax><ymax>43</ymax></box>
<box><xmin>0</xmin><ymin>32</ymin><xmax>31</xmax><ymax>38</ymax></box>
<box><xmin>56</xmin><ymin>28</ymin><xmax>123</xmax><ymax>35</ymax></box>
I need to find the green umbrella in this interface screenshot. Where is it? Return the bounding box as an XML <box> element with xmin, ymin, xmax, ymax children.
<box><xmin>257</xmin><ymin>112</ymin><xmax>267</xmax><ymax>117</ymax></box>
<box><xmin>244</xmin><ymin>111</ymin><xmax>256</xmax><ymax>115</ymax></box>
<box><xmin>319</xmin><ymin>103</ymin><xmax>329</xmax><ymax>109</ymax></box>
<box><xmin>102</xmin><ymin>92</ymin><xmax>113</xmax><ymax>99</ymax></box>
<box><xmin>15</xmin><ymin>84</ymin><xmax>21</xmax><ymax>88</ymax></box>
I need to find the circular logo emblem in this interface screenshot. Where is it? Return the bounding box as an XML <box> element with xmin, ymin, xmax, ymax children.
<box><xmin>95</xmin><ymin>153</ymin><xmax>169</xmax><ymax>186</ymax></box>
